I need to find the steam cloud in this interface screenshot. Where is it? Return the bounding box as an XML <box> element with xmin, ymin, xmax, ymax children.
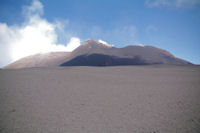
<box><xmin>0</xmin><ymin>0</ymin><xmax>81</xmax><ymax>67</ymax></box>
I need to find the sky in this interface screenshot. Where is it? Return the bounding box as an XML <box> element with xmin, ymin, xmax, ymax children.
<box><xmin>0</xmin><ymin>0</ymin><xmax>200</xmax><ymax>67</ymax></box>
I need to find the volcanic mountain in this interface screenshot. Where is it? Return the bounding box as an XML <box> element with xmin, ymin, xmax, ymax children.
<box><xmin>4</xmin><ymin>40</ymin><xmax>191</xmax><ymax>69</ymax></box>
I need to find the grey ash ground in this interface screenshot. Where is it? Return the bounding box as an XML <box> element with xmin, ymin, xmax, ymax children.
<box><xmin>0</xmin><ymin>65</ymin><xmax>200</xmax><ymax>133</ymax></box>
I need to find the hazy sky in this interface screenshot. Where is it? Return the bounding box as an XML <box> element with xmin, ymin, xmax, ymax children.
<box><xmin>0</xmin><ymin>0</ymin><xmax>200</xmax><ymax>67</ymax></box>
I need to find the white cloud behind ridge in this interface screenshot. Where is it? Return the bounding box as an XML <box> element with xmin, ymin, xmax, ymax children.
<box><xmin>0</xmin><ymin>0</ymin><xmax>81</xmax><ymax>67</ymax></box>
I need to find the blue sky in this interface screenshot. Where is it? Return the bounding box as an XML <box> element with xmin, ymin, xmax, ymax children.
<box><xmin>0</xmin><ymin>0</ymin><xmax>200</xmax><ymax>66</ymax></box>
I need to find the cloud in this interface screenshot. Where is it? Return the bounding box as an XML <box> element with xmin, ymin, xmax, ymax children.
<box><xmin>98</xmin><ymin>39</ymin><xmax>114</xmax><ymax>47</ymax></box>
<box><xmin>145</xmin><ymin>0</ymin><xmax>200</xmax><ymax>8</ymax></box>
<box><xmin>23</xmin><ymin>0</ymin><xmax>43</xmax><ymax>17</ymax></box>
<box><xmin>0</xmin><ymin>0</ymin><xmax>81</xmax><ymax>67</ymax></box>
<box><xmin>136</xmin><ymin>44</ymin><xmax>145</xmax><ymax>47</ymax></box>
<box><xmin>65</xmin><ymin>38</ymin><xmax>81</xmax><ymax>51</ymax></box>
<box><xmin>98</xmin><ymin>39</ymin><xmax>108</xmax><ymax>45</ymax></box>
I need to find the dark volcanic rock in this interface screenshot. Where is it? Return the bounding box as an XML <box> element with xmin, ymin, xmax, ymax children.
<box><xmin>61</xmin><ymin>54</ymin><xmax>149</xmax><ymax>66</ymax></box>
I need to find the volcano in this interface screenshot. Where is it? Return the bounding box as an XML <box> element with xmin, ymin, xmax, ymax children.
<box><xmin>4</xmin><ymin>40</ymin><xmax>191</xmax><ymax>69</ymax></box>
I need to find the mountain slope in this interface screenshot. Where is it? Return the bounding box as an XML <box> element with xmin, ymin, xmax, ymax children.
<box><xmin>70</xmin><ymin>40</ymin><xmax>117</xmax><ymax>58</ymax></box>
<box><xmin>4</xmin><ymin>40</ymin><xmax>192</xmax><ymax>69</ymax></box>
<box><xmin>5</xmin><ymin>52</ymin><xmax>70</xmax><ymax>69</ymax></box>
<box><xmin>61</xmin><ymin>40</ymin><xmax>191</xmax><ymax>66</ymax></box>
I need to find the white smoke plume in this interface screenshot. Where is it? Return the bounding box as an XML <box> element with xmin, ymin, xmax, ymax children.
<box><xmin>0</xmin><ymin>0</ymin><xmax>81</xmax><ymax>67</ymax></box>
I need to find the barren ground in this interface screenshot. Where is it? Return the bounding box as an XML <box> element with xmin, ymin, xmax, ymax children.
<box><xmin>0</xmin><ymin>65</ymin><xmax>200</xmax><ymax>133</ymax></box>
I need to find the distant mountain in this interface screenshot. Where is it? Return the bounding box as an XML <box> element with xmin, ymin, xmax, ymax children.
<box><xmin>4</xmin><ymin>39</ymin><xmax>192</xmax><ymax>69</ymax></box>
<box><xmin>61</xmin><ymin>40</ymin><xmax>191</xmax><ymax>66</ymax></box>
